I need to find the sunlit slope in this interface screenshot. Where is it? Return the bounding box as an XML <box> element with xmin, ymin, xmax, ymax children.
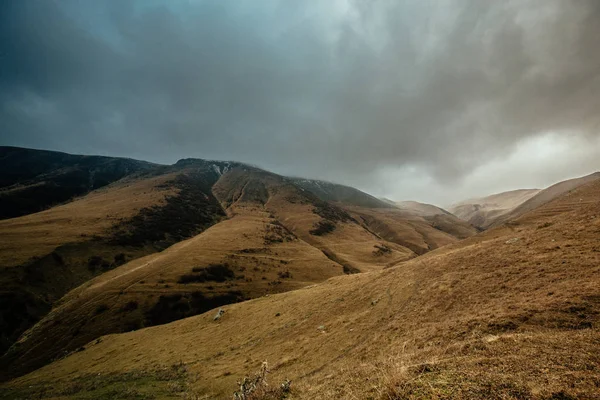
<box><xmin>214</xmin><ymin>167</ymin><xmax>417</xmax><ymax>272</ymax></box>
<box><xmin>0</xmin><ymin>172</ymin><xmax>177</xmax><ymax>267</ymax></box>
<box><xmin>0</xmin><ymin>157</ymin><xmax>478</xmax><ymax>381</ymax></box>
<box><xmin>343</xmin><ymin>205</ymin><xmax>477</xmax><ymax>255</ymax></box>
<box><xmin>450</xmin><ymin>189</ymin><xmax>541</xmax><ymax>228</ymax></box>
<box><xmin>0</xmin><ymin>163</ymin><xmax>227</xmax><ymax>361</ymax></box>
<box><xmin>2</xmin><ymin>206</ymin><xmax>341</xmax><ymax>380</ymax></box>
<box><xmin>7</xmin><ymin>172</ymin><xmax>600</xmax><ymax>399</ymax></box>
<box><xmin>491</xmin><ymin>171</ymin><xmax>600</xmax><ymax>227</ymax></box>
<box><xmin>1</xmin><ymin>165</ymin><xmax>415</xmax><ymax>379</ymax></box>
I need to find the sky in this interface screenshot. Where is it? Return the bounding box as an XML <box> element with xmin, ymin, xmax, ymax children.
<box><xmin>1</xmin><ymin>0</ymin><xmax>600</xmax><ymax>206</ymax></box>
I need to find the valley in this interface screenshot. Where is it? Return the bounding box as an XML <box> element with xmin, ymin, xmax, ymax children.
<box><xmin>0</xmin><ymin>147</ymin><xmax>599</xmax><ymax>399</ymax></box>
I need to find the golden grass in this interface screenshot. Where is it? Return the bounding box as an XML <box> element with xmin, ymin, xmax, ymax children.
<box><xmin>5</xmin><ymin>173</ymin><xmax>600</xmax><ymax>399</ymax></box>
<box><xmin>0</xmin><ymin>173</ymin><xmax>178</xmax><ymax>267</ymax></box>
<box><xmin>6</xmin><ymin>176</ymin><xmax>600</xmax><ymax>398</ymax></box>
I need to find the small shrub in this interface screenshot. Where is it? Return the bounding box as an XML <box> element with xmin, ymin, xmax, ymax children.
<box><xmin>373</xmin><ymin>244</ymin><xmax>392</xmax><ymax>256</ymax></box>
<box><xmin>114</xmin><ymin>253</ymin><xmax>127</xmax><ymax>266</ymax></box>
<box><xmin>51</xmin><ymin>251</ymin><xmax>64</xmax><ymax>265</ymax></box>
<box><xmin>120</xmin><ymin>301</ymin><xmax>138</xmax><ymax>313</ymax></box>
<box><xmin>277</xmin><ymin>271</ymin><xmax>291</xmax><ymax>279</ymax></box>
<box><xmin>88</xmin><ymin>255</ymin><xmax>104</xmax><ymax>268</ymax></box>
<box><xmin>233</xmin><ymin>362</ymin><xmax>292</xmax><ymax>400</ymax></box>
<box><xmin>309</xmin><ymin>220</ymin><xmax>336</xmax><ymax>236</ymax></box>
<box><xmin>179</xmin><ymin>264</ymin><xmax>235</xmax><ymax>284</ymax></box>
<box><xmin>95</xmin><ymin>304</ymin><xmax>109</xmax><ymax>315</ymax></box>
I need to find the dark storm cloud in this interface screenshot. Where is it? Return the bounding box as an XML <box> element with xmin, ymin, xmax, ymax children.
<box><xmin>1</xmin><ymin>0</ymin><xmax>600</xmax><ymax>203</ymax></box>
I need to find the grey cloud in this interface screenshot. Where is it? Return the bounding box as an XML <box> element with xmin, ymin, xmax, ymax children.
<box><xmin>1</xmin><ymin>0</ymin><xmax>600</xmax><ymax>203</ymax></box>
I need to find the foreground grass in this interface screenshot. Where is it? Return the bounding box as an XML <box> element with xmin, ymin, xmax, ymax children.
<box><xmin>0</xmin><ymin>363</ymin><xmax>190</xmax><ymax>400</ymax></box>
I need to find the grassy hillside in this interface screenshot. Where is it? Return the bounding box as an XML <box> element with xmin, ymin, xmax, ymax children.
<box><xmin>0</xmin><ymin>164</ymin><xmax>228</xmax><ymax>359</ymax></box>
<box><xmin>490</xmin><ymin>172</ymin><xmax>600</xmax><ymax>227</ymax></box>
<box><xmin>0</xmin><ymin>149</ymin><xmax>479</xmax><ymax>383</ymax></box>
<box><xmin>0</xmin><ymin>165</ymin><xmax>416</xmax><ymax>379</ymax></box>
<box><xmin>4</xmin><ymin>176</ymin><xmax>599</xmax><ymax>399</ymax></box>
<box><xmin>0</xmin><ymin>146</ymin><xmax>156</xmax><ymax>220</ymax></box>
<box><xmin>450</xmin><ymin>189</ymin><xmax>541</xmax><ymax>229</ymax></box>
<box><xmin>290</xmin><ymin>178</ymin><xmax>390</xmax><ymax>208</ymax></box>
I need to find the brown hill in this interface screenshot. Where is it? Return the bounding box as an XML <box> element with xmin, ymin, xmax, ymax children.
<box><xmin>450</xmin><ymin>189</ymin><xmax>541</xmax><ymax>228</ymax></box>
<box><xmin>490</xmin><ymin>172</ymin><xmax>600</xmax><ymax>227</ymax></box>
<box><xmin>395</xmin><ymin>200</ymin><xmax>451</xmax><ymax>217</ymax></box>
<box><xmin>0</xmin><ymin>150</ymin><xmax>477</xmax><ymax>380</ymax></box>
<box><xmin>290</xmin><ymin>178</ymin><xmax>390</xmax><ymax>208</ymax></box>
<box><xmin>3</xmin><ymin>171</ymin><xmax>600</xmax><ymax>399</ymax></box>
<box><xmin>0</xmin><ymin>162</ymin><xmax>228</xmax><ymax>358</ymax></box>
<box><xmin>0</xmin><ymin>146</ymin><xmax>155</xmax><ymax>220</ymax></box>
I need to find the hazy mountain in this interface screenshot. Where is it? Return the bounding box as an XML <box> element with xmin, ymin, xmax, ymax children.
<box><xmin>450</xmin><ymin>189</ymin><xmax>541</xmax><ymax>229</ymax></box>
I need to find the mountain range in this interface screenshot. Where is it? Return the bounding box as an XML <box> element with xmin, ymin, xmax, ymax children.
<box><xmin>1</xmin><ymin>146</ymin><xmax>599</xmax><ymax>399</ymax></box>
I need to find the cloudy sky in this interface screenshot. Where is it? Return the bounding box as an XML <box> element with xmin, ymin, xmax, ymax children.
<box><xmin>1</xmin><ymin>0</ymin><xmax>600</xmax><ymax>205</ymax></box>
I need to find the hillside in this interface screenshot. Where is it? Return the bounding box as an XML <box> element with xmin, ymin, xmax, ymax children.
<box><xmin>346</xmin><ymin>203</ymin><xmax>479</xmax><ymax>255</ymax></box>
<box><xmin>0</xmin><ymin>149</ymin><xmax>477</xmax><ymax>380</ymax></box>
<box><xmin>290</xmin><ymin>178</ymin><xmax>389</xmax><ymax>208</ymax></box>
<box><xmin>395</xmin><ymin>200</ymin><xmax>451</xmax><ymax>217</ymax></box>
<box><xmin>0</xmin><ymin>146</ymin><xmax>155</xmax><ymax>220</ymax></box>
<box><xmin>490</xmin><ymin>172</ymin><xmax>600</xmax><ymax>227</ymax></box>
<box><xmin>3</xmin><ymin>167</ymin><xmax>600</xmax><ymax>399</ymax></box>
<box><xmin>449</xmin><ymin>189</ymin><xmax>541</xmax><ymax>229</ymax></box>
<box><xmin>0</xmin><ymin>161</ymin><xmax>229</xmax><ymax>358</ymax></box>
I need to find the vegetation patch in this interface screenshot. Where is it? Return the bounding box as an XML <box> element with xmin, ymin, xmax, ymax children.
<box><xmin>233</xmin><ymin>362</ymin><xmax>292</xmax><ymax>400</ymax></box>
<box><xmin>0</xmin><ymin>364</ymin><xmax>190</xmax><ymax>400</ymax></box>
<box><xmin>178</xmin><ymin>264</ymin><xmax>235</xmax><ymax>284</ymax></box>
<box><xmin>310</xmin><ymin>220</ymin><xmax>336</xmax><ymax>236</ymax></box>
<box><xmin>110</xmin><ymin>172</ymin><xmax>226</xmax><ymax>248</ymax></box>
<box><xmin>373</xmin><ymin>244</ymin><xmax>392</xmax><ymax>256</ymax></box>
<box><xmin>145</xmin><ymin>291</ymin><xmax>244</xmax><ymax>326</ymax></box>
<box><xmin>312</xmin><ymin>201</ymin><xmax>354</xmax><ymax>223</ymax></box>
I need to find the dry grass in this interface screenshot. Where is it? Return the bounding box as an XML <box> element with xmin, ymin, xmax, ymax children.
<box><xmin>0</xmin><ymin>173</ymin><xmax>177</xmax><ymax>267</ymax></box>
<box><xmin>4</xmin><ymin>170</ymin><xmax>600</xmax><ymax>399</ymax></box>
<box><xmin>2</xmin><ymin>164</ymin><xmax>470</xmax><ymax>380</ymax></box>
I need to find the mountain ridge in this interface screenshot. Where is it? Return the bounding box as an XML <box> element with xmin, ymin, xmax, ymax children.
<box><xmin>0</xmin><ymin>147</ymin><xmax>478</xmax><ymax>380</ymax></box>
<box><xmin>4</xmin><ymin>160</ymin><xmax>600</xmax><ymax>399</ymax></box>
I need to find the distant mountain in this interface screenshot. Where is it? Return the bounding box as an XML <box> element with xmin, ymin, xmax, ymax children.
<box><xmin>450</xmin><ymin>189</ymin><xmax>541</xmax><ymax>229</ymax></box>
<box><xmin>290</xmin><ymin>178</ymin><xmax>390</xmax><ymax>208</ymax></box>
<box><xmin>395</xmin><ymin>200</ymin><xmax>452</xmax><ymax>217</ymax></box>
<box><xmin>489</xmin><ymin>172</ymin><xmax>600</xmax><ymax>227</ymax></box>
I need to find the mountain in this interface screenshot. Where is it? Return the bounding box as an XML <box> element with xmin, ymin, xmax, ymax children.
<box><xmin>395</xmin><ymin>200</ymin><xmax>451</xmax><ymax>217</ymax></box>
<box><xmin>449</xmin><ymin>189</ymin><xmax>541</xmax><ymax>228</ymax></box>
<box><xmin>451</xmin><ymin>172</ymin><xmax>600</xmax><ymax>230</ymax></box>
<box><xmin>0</xmin><ymin>148</ymin><xmax>477</xmax><ymax>380</ymax></box>
<box><xmin>489</xmin><ymin>172</ymin><xmax>600</xmax><ymax>227</ymax></box>
<box><xmin>3</xmin><ymin>160</ymin><xmax>599</xmax><ymax>399</ymax></box>
<box><xmin>290</xmin><ymin>178</ymin><xmax>390</xmax><ymax>208</ymax></box>
<box><xmin>0</xmin><ymin>146</ymin><xmax>155</xmax><ymax>220</ymax></box>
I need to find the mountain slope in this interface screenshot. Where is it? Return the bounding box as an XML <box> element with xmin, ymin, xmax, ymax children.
<box><xmin>0</xmin><ymin>161</ymin><xmax>229</xmax><ymax>358</ymax></box>
<box><xmin>394</xmin><ymin>200</ymin><xmax>451</xmax><ymax>217</ymax></box>
<box><xmin>4</xmin><ymin>172</ymin><xmax>600</xmax><ymax>399</ymax></box>
<box><xmin>450</xmin><ymin>189</ymin><xmax>541</xmax><ymax>228</ymax></box>
<box><xmin>0</xmin><ymin>146</ymin><xmax>155</xmax><ymax>220</ymax></box>
<box><xmin>0</xmin><ymin>149</ymin><xmax>479</xmax><ymax>380</ymax></box>
<box><xmin>290</xmin><ymin>178</ymin><xmax>390</xmax><ymax>208</ymax></box>
<box><xmin>490</xmin><ymin>172</ymin><xmax>600</xmax><ymax>227</ymax></box>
